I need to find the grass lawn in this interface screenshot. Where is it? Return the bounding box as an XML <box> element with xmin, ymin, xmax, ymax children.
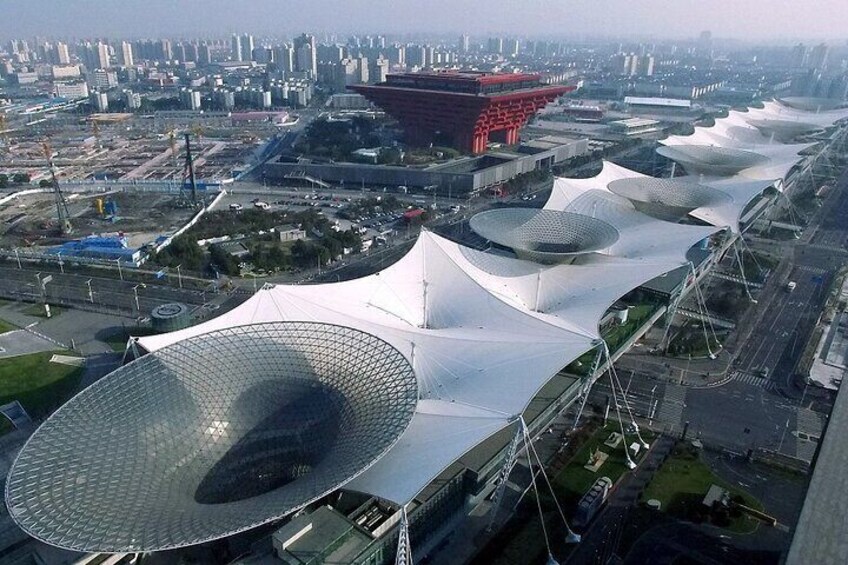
<box><xmin>552</xmin><ymin>423</ymin><xmax>655</xmax><ymax>503</ymax></box>
<box><xmin>102</xmin><ymin>326</ymin><xmax>160</xmax><ymax>352</ymax></box>
<box><xmin>602</xmin><ymin>303</ymin><xmax>661</xmax><ymax>355</ymax></box>
<box><xmin>642</xmin><ymin>444</ymin><xmax>763</xmax><ymax>533</ymax></box>
<box><xmin>478</xmin><ymin>423</ymin><xmax>654</xmax><ymax>565</ymax></box>
<box><xmin>0</xmin><ymin>351</ymin><xmax>84</xmax><ymax>420</ymax></box>
<box><xmin>0</xmin><ymin>318</ymin><xmax>16</xmax><ymax>335</ymax></box>
<box><xmin>23</xmin><ymin>303</ymin><xmax>64</xmax><ymax>318</ymax></box>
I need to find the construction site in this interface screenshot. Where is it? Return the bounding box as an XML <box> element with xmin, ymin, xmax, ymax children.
<box><xmin>0</xmin><ymin>110</ymin><xmax>287</xmax><ymax>266</ymax></box>
<box><xmin>0</xmin><ymin>113</ymin><xmax>269</xmax><ymax>184</ymax></box>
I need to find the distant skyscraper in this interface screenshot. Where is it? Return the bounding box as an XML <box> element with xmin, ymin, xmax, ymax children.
<box><xmin>160</xmin><ymin>39</ymin><xmax>172</xmax><ymax>61</ymax></box>
<box><xmin>369</xmin><ymin>56</ymin><xmax>389</xmax><ymax>84</ymax></box>
<box><xmin>459</xmin><ymin>34</ymin><xmax>470</xmax><ymax>53</ymax></box>
<box><xmin>356</xmin><ymin>56</ymin><xmax>369</xmax><ymax>84</ymax></box>
<box><xmin>199</xmin><ymin>43</ymin><xmax>213</xmax><ymax>65</ymax></box>
<box><xmin>504</xmin><ymin>38</ymin><xmax>519</xmax><ymax>58</ymax></box>
<box><xmin>241</xmin><ymin>33</ymin><xmax>255</xmax><ymax>62</ymax></box>
<box><xmin>487</xmin><ymin>37</ymin><xmax>503</xmax><ymax>54</ymax></box>
<box><xmin>388</xmin><ymin>44</ymin><xmax>405</xmax><ymax>67</ymax></box>
<box><xmin>95</xmin><ymin>42</ymin><xmax>110</xmax><ymax>69</ymax></box>
<box><xmin>274</xmin><ymin>44</ymin><xmax>295</xmax><ymax>74</ymax></box>
<box><xmin>698</xmin><ymin>30</ymin><xmax>712</xmax><ymax>56</ymax></box>
<box><xmin>185</xmin><ymin>43</ymin><xmax>199</xmax><ymax>63</ymax></box>
<box><xmin>407</xmin><ymin>45</ymin><xmax>426</xmax><ymax>67</ymax></box>
<box><xmin>294</xmin><ymin>33</ymin><xmax>317</xmax><ymax>77</ymax></box>
<box><xmin>334</xmin><ymin>57</ymin><xmax>358</xmax><ymax>91</ymax></box>
<box><xmin>790</xmin><ymin>43</ymin><xmax>807</xmax><ymax>68</ymax></box>
<box><xmin>231</xmin><ymin>34</ymin><xmax>243</xmax><ymax>61</ymax></box>
<box><xmin>120</xmin><ymin>41</ymin><xmax>134</xmax><ymax>66</ymax></box>
<box><xmin>55</xmin><ymin>42</ymin><xmax>70</xmax><ymax>65</ymax></box>
<box><xmin>808</xmin><ymin>43</ymin><xmax>829</xmax><ymax>71</ymax></box>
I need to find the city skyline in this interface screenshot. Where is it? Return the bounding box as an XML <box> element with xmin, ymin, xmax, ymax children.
<box><xmin>1</xmin><ymin>0</ymin><xmax>846</xmax><ymax>42</ymax></box>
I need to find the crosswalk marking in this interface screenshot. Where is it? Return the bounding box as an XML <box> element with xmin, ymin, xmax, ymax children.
<box><xmin>796</xmin><ymin>265</ymin><xmax>827</xmax><ymax>275</ymax></box>
<box><xmin>731</xmin><ymin>371</ymin><xmax>776</xmax><ymax>390</ymax></box>
<box><xmin>656</xmin><ymin>383</ymin><xmax>686</xmax><ymax>427</ymax></box>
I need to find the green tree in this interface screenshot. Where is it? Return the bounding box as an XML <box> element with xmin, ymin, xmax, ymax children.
<box><xmin>12</xmin><ymin>173</ymin><xmax>30</xmax><ymax>184</ymax></box>
<box><xmin>156</xmin><ymin>234</ymin><xmax>205</xmax><ymax>270</ymax></box>
<box><xmin>0</xmin><ymin>174</ymin><xmax>8</xmax><ymax>188</ymax></box>
<box><xmin>209</xmin><ymin>244</ymin><xmax>241</xmax><ymax>276</ymax></box>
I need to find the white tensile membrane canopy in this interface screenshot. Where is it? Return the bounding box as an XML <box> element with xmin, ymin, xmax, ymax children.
<box><xmin>428</xmin><ymin>232</ymin><xmax>680</xmax><ymax>339</ymax></box>
<box><xmin>139</xmin><ymin>231</ymin><xmax>599</xmax><ymax>504</ymax></box>
<box><xmin>135</xmin><ymin>215</ymin><xmax>715</xmax><ymax>506</ymax></box>
<box><xmin>545</xmin><ymin>162</ymin><xmax>724</xmax><ymax>255</ymax></box>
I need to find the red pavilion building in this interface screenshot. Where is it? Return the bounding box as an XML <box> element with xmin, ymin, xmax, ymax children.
<box><xmin>351</xmin><ymin>71</ymin><xmax>573</xmax><ymax>154</ymax></box>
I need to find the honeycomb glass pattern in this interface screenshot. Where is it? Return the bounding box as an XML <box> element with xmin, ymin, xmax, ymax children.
<box><xmin>5</xmin><ymin>322</ymin><xmax>418</xmax><ymax>553</ymax></box>
<box><xmin>470</xmin><ymin>208</ymin><xmax>619</xmax><ymax>263</ymax></box>
<box><xmin>656</xmin><ymin>145</ymin><xmax>769</xmax><ymax>175</ymax></box>
<box><xmin>607</xmin><ymin>178</ymin><xmax>731</xmax><ymax>209</ymax></box>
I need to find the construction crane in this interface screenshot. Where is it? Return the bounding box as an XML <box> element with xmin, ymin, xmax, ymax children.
<box><xmin>168</xmin><ymin>129</ymin><xmax>178</xmax><ymax>167</ymax></box>
<box><xmin>42</xmin><ymin>139</ymin><xmax>73</xmax><ymax>235</ymax></box>
<box><xmin>180</xmin><ymin>133</ymin><xmax>199</xmax><ymax>207</ymax></box>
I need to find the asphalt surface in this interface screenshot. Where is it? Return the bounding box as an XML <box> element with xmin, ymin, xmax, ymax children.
<box><xmin>0</xmin><ymin>262</ymin><xmax>243</xmax><ymax>319</ymax></box>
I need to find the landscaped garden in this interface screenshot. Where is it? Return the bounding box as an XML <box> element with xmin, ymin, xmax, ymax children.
<box><xmin>0</xmin><ymin>350</ymin><xmax>84</xmax><ymax>420</ymax></box>
<box><xmin>642</xmin><ymin>443</ymin><xmax>763</xmax><ymax>533</ymax></box>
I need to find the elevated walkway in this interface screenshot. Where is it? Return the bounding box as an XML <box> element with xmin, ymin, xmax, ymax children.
<box><xmin>676</xmin><ymin>306</ymin><xmax>736</xmax><ymax>330</ymax></box>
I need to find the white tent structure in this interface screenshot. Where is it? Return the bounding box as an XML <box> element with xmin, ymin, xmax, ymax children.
<box><xmin>134</xmin><ymin>218</ymin><xmax>720</xmax><ymax>508</ymax></box>
<box><xmin>138</xmin><ymin>232</ymin><xmax>599</xmax><ymax>506</ymax></box>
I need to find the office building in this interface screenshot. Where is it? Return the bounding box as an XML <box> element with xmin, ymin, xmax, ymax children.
<box><xmin>54</xmin><ymin>81</ymin><xmax>89</xmax><ymax>99</ymax></box>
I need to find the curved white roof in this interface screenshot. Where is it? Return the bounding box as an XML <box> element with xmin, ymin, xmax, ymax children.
<box><xmin>134</xmin><ymin>214</ymin><xmax>714</xmax><ymax>507</ymax></box>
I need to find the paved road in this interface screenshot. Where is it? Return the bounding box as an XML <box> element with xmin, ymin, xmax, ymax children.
<box><xmin>0</xmin><ymin>263</ymin><xmax>243</xmax><ymax>319</ymax></box>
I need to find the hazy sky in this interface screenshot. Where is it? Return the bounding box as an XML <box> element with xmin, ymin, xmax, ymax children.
<box><xmin>1</xmin><ymin>0</ymin><xmax>846</xmax><ymax>42</ymax></box>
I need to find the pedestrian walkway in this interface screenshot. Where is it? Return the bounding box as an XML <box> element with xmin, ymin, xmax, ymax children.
<box><xmin>731</xmin><ymin>370</ymin><xmax>777</xmax><ymax>390</ymax></box>
<box><xmin>794</xmin><ymin>408</ymin><xmax>825</xmax><ymax>462</ymax></box>
<box><xmin>656</xmin><ymin>383</ymin><xmax>686</xmax><ymax>428</ymax></box>
<box><xmin>795</xmin><ymin>264</ymin><xmax>828</xmax><ymax>275</ymax></box>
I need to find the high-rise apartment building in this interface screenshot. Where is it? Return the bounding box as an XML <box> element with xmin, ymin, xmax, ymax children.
<box><xmin>199</xmin><ymin>43</ymin><xmax>213</xmax><ymax>65</ymax></box>
<box><xmin>294</xmin><ymin>33</ymin><xmax>317</xmax><ymax>77</ymax></box>
<box><xmin>241</xmin><ymin>34</ymin><xmax>255</xmax><ymax>62</ymax></box>
<box><xmin>274</xmin><ymin>44</ymin><xmax>295</xmax><ymax>74</ymax></box>
<box><xmin>120</xmin><ymin>41</ymin><xmax>134</xmax><ymax>66</ymax></box>
<box><xmin>95</xmin><ymin>42</ymin><xmax>111</xmax><ymax>69</ymax></box>
<box><xmin>231</xmin><ymin>34</ymin><xmax>243</xmax><ymax>61</ymax></box>
<box><xmin>55</xmin><ymin>42</ymin><xmax>70</xmax><ymax>65</ymax></box>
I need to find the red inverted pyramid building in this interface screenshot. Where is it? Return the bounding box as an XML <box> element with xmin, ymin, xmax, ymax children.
<box><xmin>351</xmin><ymin>71</ymin><xmax>574</xmax><ymax>154</ymax></box>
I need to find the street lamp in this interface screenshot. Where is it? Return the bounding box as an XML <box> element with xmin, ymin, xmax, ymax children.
<box><xmin>132</xmin><ymin>283</ymin><xmax>146</xmax><ymax>313</ymax></box>
<box><xmin>176</xmin><ymin>264</ymin><xmax>183</xmax><ymax>289</ymax></box>
<box><xmin>85</xmin><ymin>279</ymin><xmax>94</xmax><ymax>303</ymax></box>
